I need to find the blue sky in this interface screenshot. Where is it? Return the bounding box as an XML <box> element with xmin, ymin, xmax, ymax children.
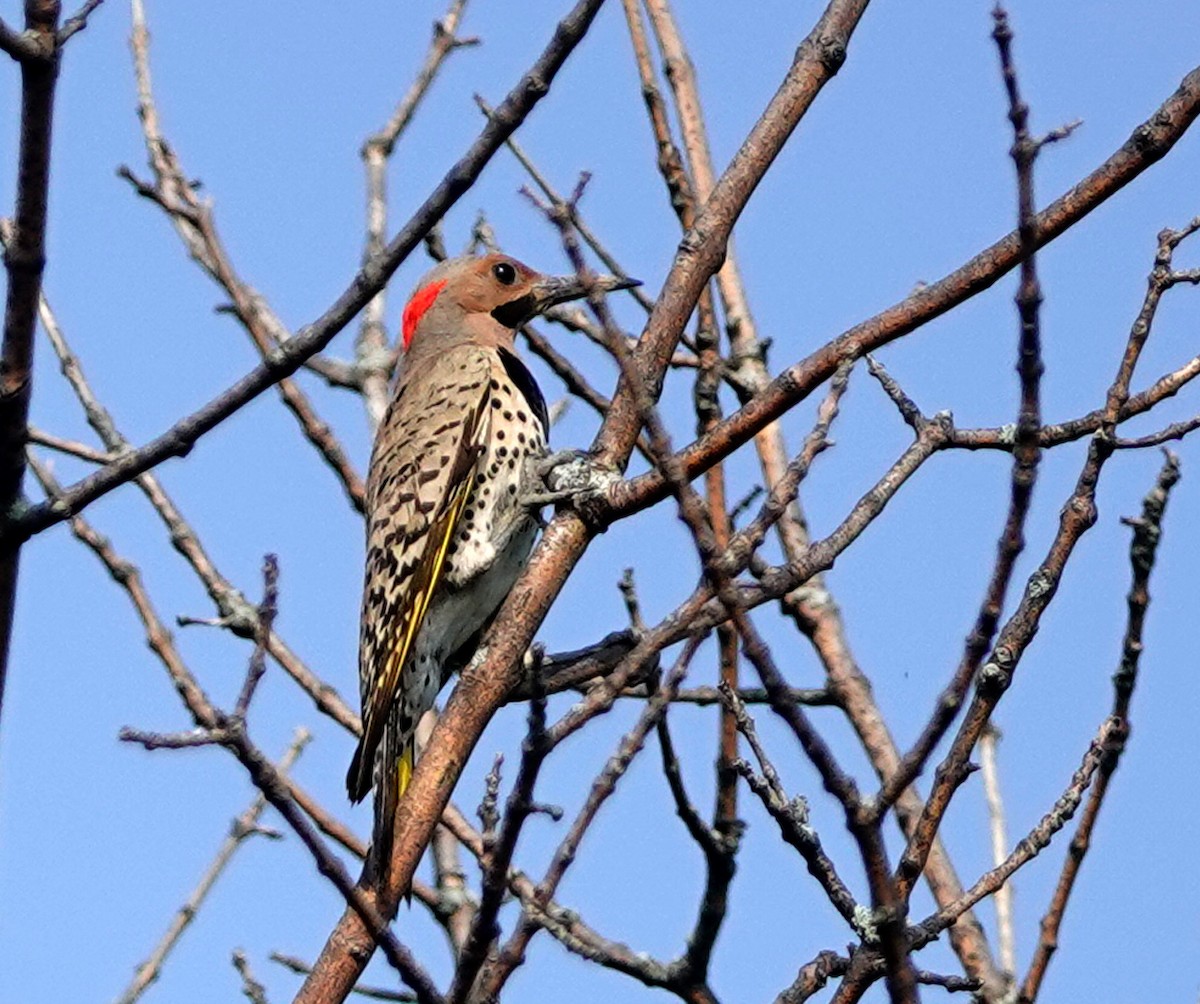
<box><xmin>2</xmin><ymin>1</ymin><xmax>1199</xmax><ymax>1002</ymax></box>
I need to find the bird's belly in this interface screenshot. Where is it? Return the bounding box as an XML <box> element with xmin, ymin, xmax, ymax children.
<box><xmin>421</xmin><ymin>518</ymin><xmax>538</xmax><ymax>663</ymax></box>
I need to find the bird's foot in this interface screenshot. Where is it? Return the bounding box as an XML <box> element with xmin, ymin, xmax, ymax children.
<box><xmin>522</xmin><ymin>450</ymin><xmax>618</xmax><ymax>517</ymax></box>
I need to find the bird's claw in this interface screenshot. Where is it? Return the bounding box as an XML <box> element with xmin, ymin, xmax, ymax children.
<box><xmin>534</xmin><ymin>448</ymin><xmax>591</xmax><ymax>481</ymax></box>
<box><xmin>522</xmin><ymin>449</ymin><xmax>617</xmax><ymax>517</ymax></box>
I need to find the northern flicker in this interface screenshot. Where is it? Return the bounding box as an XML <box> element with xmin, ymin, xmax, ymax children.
<box><xmin>347</xmin><ymin>252</ymin><xmax>638</xmax><ymax>871</ymax></box>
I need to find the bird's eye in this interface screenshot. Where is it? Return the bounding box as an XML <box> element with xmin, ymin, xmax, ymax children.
<box><xmin>492</xmin><ymin>261</ymin><xmax>517</xmax><ymax>286</ymax></box>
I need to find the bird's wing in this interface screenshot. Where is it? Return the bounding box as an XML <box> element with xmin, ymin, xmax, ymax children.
<box><xmin>348</xmin><ymin>351</ymin><xmax>492</xmax><ymax>801</ymax></box>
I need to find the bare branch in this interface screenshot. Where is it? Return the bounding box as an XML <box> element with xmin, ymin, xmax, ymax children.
<box><xmin>358</xmin><ymin>0</ymin><xmax>480</xmax><ymax>426</ymax></box>
<box><xmin>909</xmin><ymin>717</ymin><xmax>1118</xmax><ymax>947</ymax></box>
<box><xmin>978</xmin><ymin>727</ymin><xmax>1015</xmax><ymax>977</ymax></box>
<box><xmin>6</xmin><ymin>0</ymin><xmax>614</xmax><ymax>545</ymax></box>
<box><xmin>0</xmin><ymin>0</ymin><xmax>63</xmax><ymax>724</ymax></box>
<box><xmin>126</xmin><ymin>0</ymin><xmax>366</xmax><ymax>509</ymax></box>
<box><xmin>233</xmin><ymin>555</ymin><xmax>280</xmax><ymax>719</ymax></box>
<box><xmin>57</xmin><ymin>0</ymin><xmax>107</xmax><ymax>43</ymax></box>
<box><xmin>602</xmin><ymin>63</ymin><xmax>1200</xmax><ymax>522</ymax></box>
<box><xmin>0</xmin><ymin>18</ymin><xmax>34</xmax><ymax>60</ymax></box>
<box><xmin>21</xmin><ymin>260</ymin><xmax>363</xmax><ymax>732</ymax></box>
<box><xmin>723</xmin><ymin>685</ymin><xmax>859</xmax><ymax>928</ymax></box>
<box><xmin>113</xmin><ymin>729</ymin><xmax>309</xmax><ymax>1004</ymax></box>
<box><xmin>233</xmin><ymin>949</ymin><xmax>270</xmax><ymax>1004</ymax></box>
<box><xmin>875</xmin><ymin>0</ymin><xmax>1050</xmax><ymax>824</ymax></box>
<box><xmin>1018</xmin><ymin>452</ymin><xmax>1181</xmax><ymax>1004</ymax></box>
<box><xmin>895</xmin><ymin>216</ymin><xmax>1199</xmax><ymax>906</ymax></box>
<box><xmin>271</xmin><ymin>954</ymin><xmax>416</xmax><ymax>1002</ymax></box>
<box><xmin>26</xmin><ymin>457</ymin><xmax>442</xmax><ymax>1004</ymax></box>
<box><xmin>474</xmin><ymin>637</ymin><xmax>705</xmax><ymax>1002</ymax></box>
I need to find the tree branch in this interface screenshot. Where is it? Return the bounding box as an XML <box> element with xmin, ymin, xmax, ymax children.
<box><xmin>5</xmin><ymin>0</ymin><xmax>612</xmax><ymax>545</ymax></box>
<box><xmin>0</xmin><ymin>0</ymin><xmax>62</xmax><ymax>730</ymax></box>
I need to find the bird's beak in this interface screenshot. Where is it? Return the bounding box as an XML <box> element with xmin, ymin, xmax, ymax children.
<box><xmin>530</xmin><ymin>272</ymin><xmax>642</xmax><ymax>314</ymax></box>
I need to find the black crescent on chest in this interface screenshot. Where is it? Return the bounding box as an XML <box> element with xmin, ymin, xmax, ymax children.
<box><xmin>497</xmin><ymin>347</ymin><xmax>549</xmax><ymax>440</ymax></box>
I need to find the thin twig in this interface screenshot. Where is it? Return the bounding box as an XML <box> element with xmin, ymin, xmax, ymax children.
<box><xmin>115</xmin><ymin>729</ymin><xmax>311</xmax><ymax>1004</ymax></box>
<box><xmin>233</xmin><ymin>555</ymin><xmax>280</xmax><ymax>718</ymax></box>
<box><xmin>21</xmin><ymin>259</ymin><xmax>361</xmax><ymax>733</ymax></box>
<box><xmin>7</xmin><ymin>0</ymin><xmax>614</xmax><ymax>546</ymax></box>
<box><xmin>233</xmin><ymin>950</ymin><xmax>270</xmax><ymax>1004</ymax></box>
<box><xmin>58</xmin><ymin>0</ymin><xmax>107</xmax><ymax>43</ymax></box>
<box><xmin>271</xmin><ymin>954</ymin><xmax>416</xmax><ymax>1002</ymax></box>
<box><xmin>722</xmin><ymin>685</ymin><xmax>859</xmax><ymax>928</ymax></box>
<box><xmin>978</xmin><ymin>726</ymin><xmax>1015</xmax><ymax>977</ymax></box>
<box><xmin>126</xmin><ymin>0</ymin><xmax>367</xmax><ymax>509</ymax></box>
<box><xmin>1018</xmin><ymin>452</ymin><xmax>1181</xmax><ymax>1003</ymax></box>
<box><xmin>26</xmin><ymin>457</ymin><xmax>442</xmax><ymax>1004</ymax></box>
<box><xmin>875</xmin><ymin>1</ymin><xmax>1050</xmax><ymax>821</ymax></box>
<box><xmin>358</xmin><ymin>0</ymin><xmax>480</xmax><ymax>426</ymax></box>
<box><xmin>895</xmin><ymin>217</ymin><xmax>1200</xmax><ymax>906</ymax></box>
<box><xmin>909</xmin><ymin>716</ymin><xmax>1120</xmax><ymax>948</ymax></box>
<box><xmin>475</xmin><ymin>638</ymin><xmax>706</xmax><ymax>1002</ymax></box>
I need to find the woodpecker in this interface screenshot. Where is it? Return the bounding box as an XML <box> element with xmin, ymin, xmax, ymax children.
<box><xmin>348</xmin><ymin>252</ymin><xmax>638</xmax><ymax>872</ymax></box>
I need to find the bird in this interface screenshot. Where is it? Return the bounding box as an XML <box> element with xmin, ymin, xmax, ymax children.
<box><xmin>347</xmin><ymin>252</ymin><xmax>639</xmax><ymax>877</ymax></box>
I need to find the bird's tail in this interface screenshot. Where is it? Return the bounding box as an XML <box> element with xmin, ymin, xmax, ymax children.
<box><xmin>369</xmin><ymin>726</ymin><xmax>414</xmax><ymax>889</ymax></box>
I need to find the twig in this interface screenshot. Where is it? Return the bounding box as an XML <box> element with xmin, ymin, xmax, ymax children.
<box><xmin>26</xmin><ymin>456</ymin><xmax>442</xmax><ymax>1004</ymax></box>
<box><xmin>57</xmin><ymin>0</ymin><xmax>107</xmax><ymax>43</ymax></box>
<box><xmin>437</xmin><ymin>803</ymin><xmax>683</xmax><ymax>992</ymax></box>
<box><xmin>1018</xmin><ymin>452</ymin><xmax>1181</xmax><ymax>1003</ymax></box>
<box><xmin>234</xmin><ymin>555</ymin><xmax>279</xmax><ymax>718</ymax></box>
<box><xmin>895</xmin><ymin>217</ymin><xmax>1200</xmax><ymax>906</ymax></box>
<box><xmin>671</xmin><ymin>684</ymin><xmax>832</xmax><ymax>706</ymax></box>
<box><xmin>479</xmin><ymin>93</ymin><xmax>655</xmax><ymax>315</ymax></box>
<box><xmin>777</xmin><ymin>950</ymin><xmax>851</xmax><ymax>1003</ymax></box>
<box><xmin>736</xmin><ymin>614</ymin><xmax>917</xmax><ymax>1002</ymax></box>
<box><xmin>909</xmin><ymin>716</ymin><xmax>1119</xmax><ymax>948</ymax></box>
<box><xmin>600</xmin><ymin>64</ymin><xmax>1200</xmax><ymax>523</ymax></box>
<box><xmin>126</xmin><ymin>0</ymin><xmax>366</xmax><ymax>509</ymax></box>
<box><xmin>125</xmin><ymin>719</ymin><xmax>445</xmax><ymax>1004</ymax></box>
<box><xmin>115</xmin><ymin>729</ymin><xmax>311</xmax><ymax>1004</ymax></box>
<box><xmin>656</xmin><ymin>712</ymin><xmax>720</xmax><ymax>857</ymax></box>
<box><xmin>722</xmin><ymin>685</ymin><xmax>859</xmax><ymax>928</ymax></box>
<box><xmin>474</xmin><ymin>637</ymin><xmax>705</xmax><ymax>1002</ymax></box>
<box><xmin>617</xmin><ymin>567</ymin><xmax>645</xmax><ymax>633</ymax></box>
<box><xmin>26</xmin><ymin>426</ymin><xmax>111</xmax><ymax>463</ymax></box>
<box><xmin>271</xmin><ymin>954</ymin><xmax>416</xmax><ymax>1002</ymax></box>
<box><xmin>0</xmin><ymin>0</ymin><xmax>63</xmax><ymax>725</ymax></box>
<box><xmin>358</xmin><ymin>0</ymin><xmax>480</xmax><ymax>426</ymax></box>
<box><xmin>546</xmin><ymin>387</ymin><xmax>928</xmax><ymax>765</ymax></box>
<box><xmin>417</xmin><ymin>717</ymin><xmax>477</xmax><ymax>958</ymax></box>
<box><xmin>20</xmin><ymin>260</ymin><xmax>361</xmax><ymax>733</ymax></box>
<box><xmin>1114</xmin><ymin>412</ymin><xmax>1200</xmax><ymax>448</ymax></box>
<box><xmin>534</xmin><ymin>175</ymin><xmax>751</xmax><ymax>995</ymax></box>
<box><xmin>233</xmin><ymin>950</ymin><xmax>270</xmax><ymax>1004</ymax></box>
<box><xmin>874</xmin><ymin>0</ymin><xmax>1051</xmax><ymax>829</ymax></box>
<box><xmin>7</xmin><ymin>0</ymin><xmax>613</xmax><ymax>546</ymax></box>
<box><xmin>978</xmin><ymin>726</ymin><xmax>1015</xmax><ymax>977</ymax></box>
<box><xmin>448</xmin><ymin>696</ymin><xmax>553</xmax><ymax>1002</ymax></box>
<box><xmin>620</xmin><ymin>13</ymin><xmax>1003</xmax><ymax>980</ymax></box>
<box><xmin>866</xmin><ymin>356</ymin><xmax>925</xmax><ymax>431</ymax></box>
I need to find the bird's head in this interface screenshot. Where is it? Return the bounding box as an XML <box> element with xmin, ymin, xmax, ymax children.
<box><xmin>399</xmin><ymin>253</ymin><xmax>640</xmax><ymax>352</ymax></box>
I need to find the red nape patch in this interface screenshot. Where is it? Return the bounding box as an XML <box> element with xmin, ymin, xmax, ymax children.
<box><xmin>401</xmin><ymin>279</ymin><xmax>447</xmax><ymax>350</ymax></box>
